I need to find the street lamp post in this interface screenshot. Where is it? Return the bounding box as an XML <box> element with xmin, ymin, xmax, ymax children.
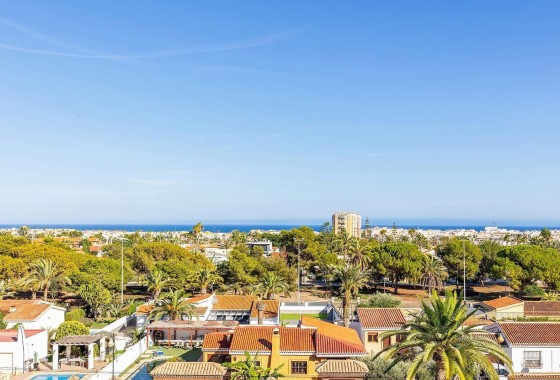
<box><xmin>108</xmin><ymin>334</ymin><xmax>115</xmax><ymax>380</ymax></box>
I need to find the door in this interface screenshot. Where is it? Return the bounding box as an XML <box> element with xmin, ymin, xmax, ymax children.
<box><xmin>382</xmin><ymin>337</ymin><xmax>391</xmax><ymax>350</ymax></box>
<box><xmin>0</xmin><ymin>353</ymin><xmax>13</xmax><ymax>374</ymax></box>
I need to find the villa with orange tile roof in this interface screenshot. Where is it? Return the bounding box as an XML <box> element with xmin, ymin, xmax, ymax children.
<box><xmin>486</xmin><ymin>322</ymin><xmax>560</xmax><ymax>378</ymax></box>
<box><xmin>200</xmin><ymin>317</ymin><xmax>368</xmax><ymax>380</ymax></box>
<box><xmin>0</xmin><ymin>300</ymin><xmax>65</xmax><ymax>330</ymax></box>
<box><xmin>354</xmin><ymin>308</ymin><xmax>406</xmax><ymax>355</ymax></box>
<box><xmin>480</xmin><ymin>296</ymin><xmax>525</xmax><ymax>320</ymax></box>
<box><xmin>141</xmin><ymin>294</ymin><xmax>280</xmax><ymax>343</ymax></box>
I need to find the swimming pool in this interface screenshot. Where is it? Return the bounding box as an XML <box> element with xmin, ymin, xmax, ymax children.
<box><xmin>31</xmin><ymin>375</ymin><xmax>83</xmax><ymax>380</ymax></box>
<box><xmin>130</xmin><ymin>360</ymin><xmax>167</xmax><ymax>380</ymax></box>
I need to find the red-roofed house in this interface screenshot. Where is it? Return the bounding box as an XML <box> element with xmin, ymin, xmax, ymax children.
<box><xmin>202</xmin><ymin>319</ymin><xmax>368</xmax><ymax>380</ymax></box>
<box><xmin>486</xmin><ymin>322</ymin><xmax>560</xmax><ymax>378</ymax></box>
<box><xmin>0</xmin><ymin>327</ymin><xmax>48</xmax><ymax>374</ymax></box>
<box><xmin>355</xmin><ymin>308</ymin><xmax>406</xmax><ymax>354</ymax></box>
<box><xmin>0</xmin><ymin>300</ymin><xmax>65</xmax><ymax>330</ymax></box>
<box><xmin>480</xmin><ymin>296</ymin><xmax>524</xmax><ymax>320</ymax></box>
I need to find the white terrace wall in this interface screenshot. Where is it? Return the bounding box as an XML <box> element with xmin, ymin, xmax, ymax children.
<box><xmin>89</xmin><ymin>336</ymin><xmax>152</xmax><ymax>380</ymax></box>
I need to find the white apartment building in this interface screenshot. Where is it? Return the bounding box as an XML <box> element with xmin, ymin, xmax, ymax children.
<box><xmin>332</xmin><ymin>212</ymin><xmax>362</xmax><ymax>238</ymax></box>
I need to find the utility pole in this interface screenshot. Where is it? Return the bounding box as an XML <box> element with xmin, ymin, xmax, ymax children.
<box><xmin>463</xmin><ymin>233</ymin><xmax>467</xmax><ymax>304</ymax></box>
<box><xmin>118</xmin><ymin>237</ymin><xmax>128</xmax><ymax>304</ymax></box>
<box><xmin>295</xmin><ymin>238</ymin><xmax>303</xmax><ymax>305</ymax></box>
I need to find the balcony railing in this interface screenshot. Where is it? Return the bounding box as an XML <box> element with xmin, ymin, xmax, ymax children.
<box><xmin>523</xmin><ymin>359</ymin><xmax>542</xmax><ymax>368</ymax></box>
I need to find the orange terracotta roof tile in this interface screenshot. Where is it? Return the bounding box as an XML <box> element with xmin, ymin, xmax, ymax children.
<box><xmin>0</xmin><ymin>300</ymin><xmax>51</xmax><ymax>321</ymax></box>
<box><xmin>203</xmin><ymin>332</ymin><xmax>232</xmax><ymax>351</ymax></box>
<box><xmin>524</xmin><ymin>301</ymin><xmax>560</xmax><ymax>317</ymax></box>
<box><xmin>315</xmin><ymin>333</ymin><xmax>367</xmax><ymax>356</ymax></box>
<box><xmin>213</xmin><ymin>295</ymin><xmax>257</xmax><ymax>311</ymax></box>
<box><xmin>500</xmin><ymin>322</ymin><xmax>560</xmax><ymax>346</ymax></box>
<box><xmin>229</xmin><ymin>326</ymin><xmax>315</xmax><ymax>353</ymax></box>
<box><xmin>250</xmin><ymin>300</ymin><xmax>279</xmax><ymax>318</ymax></box>
<box><xmin>510</xmin><ymin>374</ymin><xmax>560</xmax><ymax>379</ymax></box>
<box><xmin>300</xmin><ymin>316</ymin><xmax>364</xmax><ymax>348</ymax></box>
<box><xmin>462</xmin><ymin>317</ymin><xmax>495</xmax><ymax>327</ymax></box>
<box><xmin>482</xmin><ymin>296</ymin><xmax>523</xmax><ymax>310</ymax></box>
<box><xmin>136</xmin><ymin>304</ymin><xmax>154</xmax><ymax>314</ymax></box>
<box><xmin>315</xmin><ymin>360</ymin><xmax>369</xmax><ymax>374</ymax></box>
<box><xmin>356</xmin><ymin>308</ymin><xmax>406</xmax><ymax>329</ymax></box>
<box><xmin>151</xmin><ymin>362</ymin><xmax>227</xmax><ymax>377</ymax></box>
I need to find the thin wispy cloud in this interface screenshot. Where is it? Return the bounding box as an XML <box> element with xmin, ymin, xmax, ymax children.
<box><xmin>0</xmin><ymin>18</ymin><xmax>297</xmax><ymax>60</ymax></box>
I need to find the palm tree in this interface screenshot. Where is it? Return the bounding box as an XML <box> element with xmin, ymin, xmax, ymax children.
<box><xmin>224</xmin><ymin>352</ymin><xmax>284</xmax><ymax>380</ymax></box>
<box><xmin>379</xmin><ymin>229</ymin><xmax>387</xmax><ymax>244</ymax></box>
<box><xmin>253</xmin><ymin>272</ymin><xmax>290</xmax><ymax>300</ymax></box>
<box><xmin>377</xmin><ymin>289</ymin><xmax>512</xmax><ymax>380</ymax></box>
<box><xmin>0</xmin><ymin>280</ymin><xmax>15</xmax><ymax>300</ymax></box>
<box><xmin>348</xmin><ymin>239</ymin><xmax>371</xmax><ymax>269</ymax></box>
<box><xmin>191</xmin><ymin>222</ymin><xmax>204</xmax><ymax>252</ymax></box>
<box><xmin>335</xmin><ymin>231</ymin><xmax>352</xmax><ymax>259</ymax></box>
<box><xmin>149</xmin><ymin>289</ymin><xmax>195</xmax><ymax>321</ymax></box>
<box><xmin>106</xmin><ymin>302</ymin><xmax>123</xmax><ymax>319</ymax></box>
<box><xmin>189</xmin><ymin>267</ymin><xmax>222</xmax><ymax>295</ymax></box>
<box><xmin>331</xmin><ymin>263</ymin><xmax>370</xmax><ymax>327</ymax></box>
<box><xmin>419</xmin><ymin>255</ymin><xmax>448</xmax><ymax>294</ymax></box>
<box><xmin>25</xmin><ymin>258</ymin><xmax>71</xmax><ymax>301</ymax></box>
<box><xmin>147</xmin><ymin>269</ymin><xmax>171</xmax><ymax>301</ymax></box>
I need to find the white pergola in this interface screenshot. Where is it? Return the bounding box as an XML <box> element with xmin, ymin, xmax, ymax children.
<box><xmin>52</xmin><ymin>334</ymin><xmax>106</xmax><ymax>370</ymax></box>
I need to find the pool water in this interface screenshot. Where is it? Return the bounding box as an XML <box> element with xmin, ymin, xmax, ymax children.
<box><xmin>32</xmin><ymin>375</ymin><xmax>83</xmax><ymax>380</ymax></box>
<box><xmin>131</xmin><ymin>360</ymin><xmax>167</xmax><ymax>380</ymax></box>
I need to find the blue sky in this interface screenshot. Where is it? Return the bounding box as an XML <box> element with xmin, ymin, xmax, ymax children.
<box><xmin>0</xmin><ymin>1</ymin><xmax>559</xmax><ymax>225</ymax></box>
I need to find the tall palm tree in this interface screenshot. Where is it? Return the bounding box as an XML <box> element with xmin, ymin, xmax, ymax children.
<box><xmin>420</xmin><ymin>255</ymin><xmax>448</xmax><ymax>294</ymax></box>
<box><xmin>379</xmin><ymin>229</ymin><xmax>387</xmax><ymax>244</ymax></box>
<box><xmin>335</xmin><ymin>231</ymin><xmax>352</xmax><ymax>259</ymax></box>
<box><xmin>378</xmin><ymin>289</ymin><xmax>512</xmax><ymax>380</ymax></box>
<box><xmin>149</xmin><ymin>289</ymin><xmax>195</xmax><ymax>321</ymax></box>
<box><xmin>348</xmin><ymin>239</ymin><xmax>371</xmax><ymax>269</ymax></box>
<box><xmin>224</xmin><ymin>352</ymin><xmax>284</xmax><ymax>380</ymax></box>
<box><xmin>191</xmin><ymin>222</ymin><xmax>204</xmax><ymax>253</ymax></box>
<box><xmin>147</xmin><ymin>269</ymin><xmax>171</xmax><ymax>301</ymax></box>
<box><xmin>189</xmin><ymin>267</ymin><xmax>223</xmax><ymax>295</ymax></box>
<box><xmin>331</xmin><ymin>264</ymin><xmax>370</xmax><ymax>327</ymax></box>
<box><xmin>25</xmin><ymin>258</ymin><xmax>71</xmax><ymax>301</ymax></box>
<box><xmin>253</xmin><ymin>272</ymin><xmax>291</xmax><ymax>300</ymax></box>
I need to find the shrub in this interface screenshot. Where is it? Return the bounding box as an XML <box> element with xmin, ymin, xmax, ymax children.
<box><xmin>79</xmin><ymin>317</ymin><xmax>94</xmax><ymax>327</ymax></box>
<box><xmin>364</xmin><ymin>292</ymin><xmax>402</xmax><ymax>308</ymax></box>
<box><xmin>524</xmin><ymin>284</ymin><xmax>546</xmax><ymax>297</ymax></box>
<box><xmin>55</xmin><ymin>321</ymin><xmax>89</xmax><ymax>340</ymax></box>
<box><xmin>65</xmin><ymin>308</ymin><xmax>86</xmax><ymax>322</ymax></box>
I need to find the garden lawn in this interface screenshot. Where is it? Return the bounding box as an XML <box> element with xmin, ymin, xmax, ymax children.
<box><xmin>280</xmin><ymin>312</ymin><xmax>328</xmax><ymax>321</ymax></box>
<box><xmin>151</xmin><ymin>347</ymin><xmax>202</xmax><ymax>361</ymax></box>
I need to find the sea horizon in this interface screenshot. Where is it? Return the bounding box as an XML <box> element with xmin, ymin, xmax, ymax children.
<box><xmin>0</xmin><ymin>223</ymin><xmax>558</xmax><ymax>233</ymax></box>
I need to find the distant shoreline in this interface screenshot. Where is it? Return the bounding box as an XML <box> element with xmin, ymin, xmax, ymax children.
<box><xmin>0</xmin><ymin>223</ymin><xmax>558</xmax><ymax>233</ymax></box>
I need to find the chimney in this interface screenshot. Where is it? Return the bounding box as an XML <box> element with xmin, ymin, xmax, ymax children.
<box><xmin>9</xmin><ymin>305</ymin><xmax>16</xmax><ymax>313</ymax></box>
<box><xmin>270</xmin><ymin>328</ymin><xmax>280</xmax><ymax>369</ymax></box>
<box><xmin>256</xmin><ymin>301</ymin><xmax>265</xmax><ymax>325</ymax></box>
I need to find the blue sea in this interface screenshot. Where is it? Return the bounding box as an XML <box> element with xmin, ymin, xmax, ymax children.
<box><xmin>0</xmin><ymin>223</ymin><xmax>557</xmax><ymax>232</ymax></box>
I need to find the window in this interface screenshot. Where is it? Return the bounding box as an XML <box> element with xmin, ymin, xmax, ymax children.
<box><xmin>396</xmin><ymin>334</ymin><xmax>405</xmax><ymax>343</ymax></box>
<box><xmin>367</xmin><ymin>332</ymin><xmax>379</xmax><ymax>342</ymax></box>
<box><xmin>523</xmin><ymin>351</ymin><xmax>542</xmax><ymax>368</ymax></box>
<box><xmin>291</xmin><ymin>361</ymin><xmax>307</xmax><ymax>374</ymax></box>
<box><xmin>254</xmin><ymin>361</ymin><xmax>261</xmax><ymax>367</ymax></box>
